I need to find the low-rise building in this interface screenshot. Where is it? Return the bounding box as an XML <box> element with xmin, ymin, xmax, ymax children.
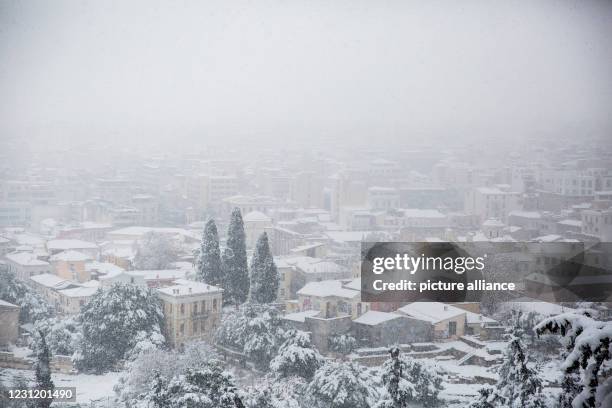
<box><xmin>5</xmin><ymin>252</ymin><xmax>51</xmax><ymax>280</ymax></box>
<box><xmin>50</xmin><ymin>250</ymin><xmax>92</xmax><ymax>283</ymax></box>
<box><xmin>396</xmin><ymin>302</ymin><xmax>467</xmax><ymax>340</ymax></box>
<box><xmin>157</xmin><ymin>279</ymin><xmax>223</xmax><ymax>350</ymax></box>
<box><xmin>352</xmin><ymin>311</ymin><xmax>433</xmax><ymax>347</ymax></box>
<box><xmin>297</xmin><ymin>279</ymin><xmax>369</xmax><ymax>319</ymax></box>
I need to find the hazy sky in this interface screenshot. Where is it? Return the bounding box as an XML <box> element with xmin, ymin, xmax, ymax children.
<box><xmin>1</xmin><ymin>0</ymin><xmax>611</xmax><ymax>145</ymax></box>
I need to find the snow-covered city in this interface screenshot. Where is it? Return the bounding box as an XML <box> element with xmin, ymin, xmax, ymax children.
<box><xmin>1</xmin><ymin>1</ymin><xmax>612</xmax><ymax>407</ymax></box>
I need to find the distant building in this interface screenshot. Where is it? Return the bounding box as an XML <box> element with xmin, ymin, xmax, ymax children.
<box><xmin>243</xmin><ymin>211</ymin><xmax>273</xmax><ymax>249</ymax></box>
<box><xmin>157</xmin><ymin>279</ymin><xmax>223</xmax><ymax>350</ymax></box>
<box><xmin>465</xmin><ymin>186</ymin><xmax>521</xmax><ymax>223</ymax></box>
<box><xmin>46</xmin><ymin>239</ymin><xmax>99</xmax><ymax>259</ymax></box>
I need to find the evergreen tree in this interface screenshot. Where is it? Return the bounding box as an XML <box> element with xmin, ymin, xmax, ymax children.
<box><xmin>535</xmin><ymin>310</ymin><xmax>612</xmax><ymax>408</ymax></box>
<box><xmin>75</xmin><ymin>283</ymin><xmax>165</xmax><ymax>373</ymax></box>
<box><xmin>139</xmin><ymin>362</ymin><xmax>244</xmax><ymax>408</ymax></box>
<box><xmin>270</xmin><ymin>330</ymin><xmax>323</xmax><ymax>379</ymax></box>
<box><xmin>469</xmin><ymin>388</ymin><xmax>497</xmax><ymax>408</ymax></box>
<box><xmin>197</xmin><ymin>218</ymin><xmax>223</xmax><ymax>286</ymax></box>
<box><xmin>249</xmin><ymin>232</ymin><xmax>278</xmax><ymax>304</ymax></box>
<box><xmin>0</xmin><ymin>269</ymin><xmax>54</xmax><ymax>323</ymax></box>
<box><xmin>495</xmin><ymin>320</ymin><xmax>545</xmax><ymax>408</ymax></box>
<box><xmin>306</xmin><ymin>361</ymin><xmax>373</xmax><ymax>408</ymax></box>
<box><xmin>376</xmin><ymin>347</ymin><xmax>443</xmax><ymax>408</ymax></box>
<box><xmin>222</xmin><ymin>208</ymin><xmax>249</xmax><ymax>305</ymax></box>
<box><xmin>34</xmin><ymin>331</ymin><xmax>54</xmax><ymax>408</ymax></box>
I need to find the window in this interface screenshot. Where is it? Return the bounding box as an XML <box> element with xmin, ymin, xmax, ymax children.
<box><xmin>180</xmin><ymin>304</ymin><xmax>185</xmax><ymax>315</ymax></box>
<box><xmin>193</xmin><ymin>302</ymin><xmax>198</xmax><ymax>315</ymax></box>
<box><xmin>193</xmin><ymin>321</ymin><xmax>198</xmax><ymax>334</ymax></box>
<box><xmin>180</xmin><ymin>323</ymin><xmax>184</xmax><ymax>336</ymax></box>
<box><xmin>213</xmin><ymin>298</ymin><xmax>217</xmax><ymax>311</ymax></box>
<box><xmin>448</xmin><ymin>321</ymin><xmax>457</xmax><ymax>336</ymax></box>
<box><xmin>201</xmin><ymin>300</ymin><xmax>206</xmax><ymax>312</ymax></box>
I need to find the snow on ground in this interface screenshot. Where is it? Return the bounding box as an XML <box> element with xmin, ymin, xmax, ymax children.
<box><xmin>0</xmin><ymin>368</ymin><xmax>122</xmax><ymax>403</ymax></box>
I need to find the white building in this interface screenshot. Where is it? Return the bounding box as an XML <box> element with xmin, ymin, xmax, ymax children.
<box><xmin>465</xmin><ymin>186</ymin><xmax>521</xmax><ymax>222</ymax></box>
<box><xmin>5</xmin><ymin>252</ymin><xmax>51</xmax><ymax>280</ymax></box>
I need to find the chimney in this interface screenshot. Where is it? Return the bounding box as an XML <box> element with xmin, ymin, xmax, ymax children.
<box><xmin>443</xmin><ymin>305</ymin><xmax>448</xmax><ymax>311</ymax></box>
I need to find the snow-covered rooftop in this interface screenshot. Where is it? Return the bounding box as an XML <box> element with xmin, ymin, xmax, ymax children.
<box><xmin>276</xmin><ymin>256</ymin><xmax>346</xmax><ymax>274</ymax></box>
<box><xmin>30</xmin><ymin>273</ymin><xmax>75</xmax><ymax>290</ymax></box>
<box><xmin>157</xmin><ymin>279</ymin><xmax>222</xmax><ymax>296</ymax></box>
<box><xmin>353</xmin><ymin>311</ymin><xmax>402</xmax><ymax>326</ymax></box>
<box><xmin>0</xmin><ymin>299</ymin><xmax>18</xmax><ymax>308</ymax></box>
<box><xmin>401</xmin><ymin>209</ymin><xmax>446</xmax><ymax>218</ymax></box>
<box><xmin>508</xmin><ymin>211</ymin><xmax>542</xmax><ymax>219</ymax></box>
<box><xmin>51</xmin><ymin>250</ymin><xmax>92</xmax><ymax>262</ymax></box>
<box><xmin>283</xmin><ymin>310</ymin><xmax>321</xmax><ymax>323</ymax></box>
<box><xmin>47</xmin><ymin>239</ymin><xmax>98</xmax><ymax>251</ymax></box>
<box><xmin>85</xmin><ymin>261</ymin><xmax>124</xmax><ymax>275</ymax></box>
<box><xmin>58</xmin><ymin>285</ymin><xmax>100</xmax><ymax>298</ymax></box>
<box><xmin>396</xmin><ymin>302</ymin><xmax>466</xmax><ymax>323</ymax></box>
<box><xmin>297</xmin><ymin>280</ymin><xmax>359</xmax><ymax>299</ymax></box>
<box><xmin>130</xmin><ymin>269</ymin><xmax>188</xmax><ymax>281</ymax></box>
<box><xmin>243</xmin><ymin>211</ymin><xmax>271</xmax><ymax>222</ymax></box>
<box><xmin>5</xmin><ymin>252</ymin><xmax>49</xmax><ymax>266</ymax></box>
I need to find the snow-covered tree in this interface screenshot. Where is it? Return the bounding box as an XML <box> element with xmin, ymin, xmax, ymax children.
<box><xmin>243</xmin><ymin>376</ymin><xmax>307</xmax><ymax>408</ymax></box>
<box><xmin>469</xmin><ymin>387</ymin><xmax>497</xmax><ymax>408</ymax></box>
<box><xmin>215</xmin><ymin>303</ymin><xmax>288</xmax><ymax>370</ymax></box>
<box><xmin>492</xmin><ymin>320</ymin><xmax>546</xmax><ymax>408</ymax></box>
<box><xmin>34</xmin><ymin>331</ymin><xmax>54</xmax><ymax>408</ymax></box>
<box><xmin>375</xmin><ymin>347</ymin><xmax>444</xmax><ymax>408</ymax></box>
<box><xmin>223</xmin><ymin>208</ymin><xmax>250</xmax><ymax>305</ymax></box>
<box><xmin>270</xmin><ymin>330</ymin><xmax>323</xmax><ymax>379</ymax></box>
<box><xmin>249</xmin><ymin>232</ymin><xmax>278</xmax><ymax>304</ymax></box>
<box><xmin>305</xmin><ymin>361</ymin><xmax>373</xmax><ymax>408</ymax></box>
<box><xmin>328</xmin><ymin>334</ymin><xmax>357</xmax><ymax>355</ymax></box>
<box><xmin>75</xmin><ymin>283</ymin><xmax>165</xmax><ymax>373</ymax></box>
<box><xmin>133</xmin><ymin>231</ymin><xmax>179</xmax><ymax>270</ymax></box>
<box><xmin>535</xmin><ymin>311</ymin><xmax>612</xmax><ymax>408</ymax></box>
<box><xmin>137</xmin><ymin>362</ymin><xmax>245</xmax><ymax>408</ymax></box>
<box><xmin>34</xmin><ymin>316</ymin><xmax>81</xmax><ymax>357</ymax></box>
<box><xmin>196</xmin><ymin>218</ymin><xmax>223</xmax><ymax>286</ymax></box>
<box><xmin>0</xmin><ymin>269</ymin><xmax>54</xmax><ymax>323</ymax></box>
<box><xmin>115</xmin><ymin>342</ymin><xmax>219</xmax><ymax>403</ymax></box>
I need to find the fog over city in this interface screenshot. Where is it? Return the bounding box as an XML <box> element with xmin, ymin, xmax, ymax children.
<box><xmin>1</xmin><ymin>2</ymin><xmax>612</xmax><ymax>408</ymax></box>
<box><xmin>1</xmin><ymin>0</ymin><xmax>612</xmax><ymax>150</ymax></box>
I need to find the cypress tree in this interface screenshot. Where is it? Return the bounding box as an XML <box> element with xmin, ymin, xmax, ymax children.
<box><xmin>197</xmin><ymin>218</ymin><xmax>223</xmax><ymax>286</ymax></box>
<box><xmin>223</xmin><ymin>208</ymin><xmax>249</xmax><ymax>305</ymax></box>
<box><xmin>249</xmin><ymin>232</ymin><xmax>278</xmax><ymax>304</ymax></box>
<box><xmin>35</xmin><ymin>331</ymin><xmax>54</xmax><ymax>408</ymax></box>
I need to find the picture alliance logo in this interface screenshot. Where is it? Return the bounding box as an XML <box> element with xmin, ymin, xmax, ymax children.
<box><xmin>371</xmin><ymin>253</ymin><xmax>488</xmax><ymax>275</ymax></box>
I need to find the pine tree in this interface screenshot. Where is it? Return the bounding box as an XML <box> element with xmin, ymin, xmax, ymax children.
<box><xmin>223</xmin><ymin>208</ymin><xmax>249</xmax><ymax>305</ymax></box>
<box><xmin>270</xmin><ymin>330</ymin><xmax>323</xmax><ymax>379</ymax></box>
<box><xmin>495</xmin><ymin>319</ymin><xmax>545</xmax><ymax>408</ymax></box>
<box><xmin>535</xmin><ymin>310</ymin><xmax>612</xmax><ymax>408</ymax></box>
<box><xmin>35</xmin><ymin>331</ymin><xmax>54</xmax><ymax>408</ymax></box>
<box><xmin>150</xmin><ymin>370</ymin><xmax>170</xmax><ymax>408</ymax></box>
<box><xmin>376</xmin><ymin>347</ymin><xmax>443</xmax><ymax>408</ymax></box>
<box><xmin>306</xmin><ymin>361</ymin><xmax>373</xmax><ymax>408</ymax></box>
<box><xmin>197</xmin><ymin>218</ymin><xmax>223</xmax><ymax>286</ymax></box>
<box><xmin>249</xmin><ymin>232</ymin><xmax>278</xmax><ymax>304</ymax></box>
